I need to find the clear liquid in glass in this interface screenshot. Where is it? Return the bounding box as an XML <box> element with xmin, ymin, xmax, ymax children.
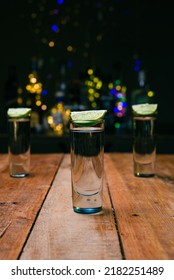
<box><xmin>70</xmin><ymin>124</ymin><xmax>104</xmax><ymax>214</ymax></box>
<box><xmin>8</xmin><ymin>117</ymin><xmax>30</xmax><ymax>178</ymax></box>
<box><xmin>133</xmin><ymin>116</ymin><xmax>156</xmax><ymax>177</ymax></box>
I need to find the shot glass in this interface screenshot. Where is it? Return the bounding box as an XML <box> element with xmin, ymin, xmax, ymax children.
<box><xmin>70</xmin><ymin>120</ymin><xmax>105</xmax><ymax>214</ymax></box>
<box><xmin>133</xmin><ymin>116</ymin><xmax>156</xmax><ymax>177</ymax></box>
<box><xmin>7</xmin><ymin>108</ymin><xmax>31</xmax><ymax>178</ymax></box>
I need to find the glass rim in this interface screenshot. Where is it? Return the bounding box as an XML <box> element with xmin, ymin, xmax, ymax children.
<box><xmin>70</xmin><ymin>118</ymin><xmax>105</xmax><ymax>127</ymax></box>
<box><xmin>133</xmin><ymin>116</ymin><xmax>156</xmax><ymax>120</ymax></box>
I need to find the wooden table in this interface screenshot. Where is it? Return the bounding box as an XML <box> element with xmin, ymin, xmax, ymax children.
<box><xmin>0</xmin><ymin>153</ymin><xmax>174</xmax><ymax>260</ymax></box>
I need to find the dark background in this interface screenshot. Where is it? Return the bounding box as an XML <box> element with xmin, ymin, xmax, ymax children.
<box><xmin>0</xmin><ymin>0</ymin><xmax>174</xmax><ymax>152</ymax></box>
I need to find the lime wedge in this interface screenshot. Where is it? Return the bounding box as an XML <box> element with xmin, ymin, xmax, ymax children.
<box><xmin>7</xmin><ymin>108</ymin><xmax>32</xmax><ymax>118</ymax></box>
<box><xmin>71</xmin><ymin>110</ymin><xmax>107</xmax><ymax>125</ymax></box>
<box><xmin>132</xmin><ymin>103</ymin><xmax>158</xmax><ymax>116</ymax></box>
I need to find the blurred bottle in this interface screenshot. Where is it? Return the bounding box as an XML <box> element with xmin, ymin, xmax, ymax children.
<box><xmin>107</xmin><ymin>62</ymin><xmax>128</xmax><ymax>133</ymax></box>
<box><xmin>4</xmin><ymin>65</ymin><xmax>19</xmax><ymax>108</ymax></box>
<box><xmin>25</xmin><ymin>57</ymin><xmax>43</xmax><ymax>133</ymax></box>
<box><xmin>131</xmin><ymin>69</ymin><xmax>155</xmax><ymax>105</ymax></box>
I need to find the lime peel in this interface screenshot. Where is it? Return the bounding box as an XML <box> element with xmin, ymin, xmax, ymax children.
<box><xmin>132</xmin><ymin>103</ymin><xmax>158</xmax><ymax>116</ymax></box>
<box><xmin>71</xmin><ymin>110</ymin><xmax>107</xmax><ymax>125</ymax></box>
<box><xmin>7</xmin><ymin>108</ymin><xmax>32</xmax><ymax>118</ymax></box>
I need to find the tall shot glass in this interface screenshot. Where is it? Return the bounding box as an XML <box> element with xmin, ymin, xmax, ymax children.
<box><xmin>70</xmin><ymin>118</ymin><xmax>105</xmax><ymax>214</ymax></box>
<box><xmin>7</xmin><ymin>108</ymin><xmax>31</xmax><ymax>178</ymax></box>
<box><xmin>133</xmin><ymin>115</ymin><xmax>157</xmax><ymax>177</ymax></box>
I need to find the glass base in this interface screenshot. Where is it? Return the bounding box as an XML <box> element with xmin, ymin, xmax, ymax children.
<box><xmin>10</xmin><ymin>173</ymin><xmax>29</xmax><ymax>178</ymax></box>
<box><xmin>73</xmin><ymin>206</ymin><xmax>102</xmax><ymax>214</ymax></box>
<box><xmin>134</xmin><ymin>161</ymin><xmax>155</xmax><ymax>178</ymax></box>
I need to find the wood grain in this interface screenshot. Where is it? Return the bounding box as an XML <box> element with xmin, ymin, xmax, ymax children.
<box><xmin>105</xmin><ymin>153</ymin><xmax>174</xmax><ymax>260</ymax></box>
<box><xmin>20</xmin><ymin>154</ymin><xmax>122</xmax><ymax>260</ymax></box>
<box><xmin>1</xmin><ymin>153</ymin><xmax>174</xmax><ymax>260</ymax></box>
<box><xmin>0</xmin><ymin>154</ymin><xmax>63</xmax><ymax>260</ymax></box>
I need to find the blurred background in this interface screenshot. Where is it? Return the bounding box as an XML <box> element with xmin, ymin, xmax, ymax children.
<box><xmin>0</xmin><ymin>0</ymin><xmax>174</xmax><ymax>153</ymax></box>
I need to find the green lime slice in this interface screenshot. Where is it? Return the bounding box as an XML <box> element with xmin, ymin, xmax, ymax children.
<box><xmin>71</xmin><ymin>110</ymin><xmax>107</xmax><ymax>126</ymax></box>
<box><xmin>132</xmin><ymin>103</ymin><xmax>158</xmax><ymax>116</ymax></box>
<box><xmin>7</xmin><ymin>108</ymin><xmax>32</xmax><ymax>118</ymax></box>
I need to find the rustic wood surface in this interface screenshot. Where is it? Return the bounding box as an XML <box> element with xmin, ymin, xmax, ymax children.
<box><xmin>20</xmin><ymin>155</ymin><xmax>122</xmax><ymax>260</ymax></box>
<box><xmin>105</xmin><ymin>153</ymin><xmax>174</xmax><ymax>260</ymax></box>
<box><xmin>0</xmin><ymin>153</ymin><xmax>174</xmax><ymax>260</ymax></box>
<box><xmin>0</xmin><ymin>154</ymin><xmax>63</xmax><ymax>260</ymax></box>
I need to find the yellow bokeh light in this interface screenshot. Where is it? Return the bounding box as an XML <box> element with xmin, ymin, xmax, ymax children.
<box><xmin>17</xmin><ymin>97</ymin><xmax>23</xmax><ymax>105</ymax></box>
<box><xmin>67</xmin><ymin>45</ymin><xmax>73</xmax><ymax>52</ymax></box>
<box><xmin>57</xmin><ymin>103</ymin><xmax>63</xmax><ymax>111</ymax></box>
<box><xmin>29</xmin><ymin>73</ymin><xmax>35</xmax><ymax>79</ymax></box>
<box><xmin>147</xmin><ymin>91</ymin><xmax>154</xmax><ymax>97</ymax></box>
<box><xmin>26</xmin><ymin>85</ymin><xmax>31</xmax><ymax>91</ymax></box>
<box><xmin>17</xmin><ymin>87</ymin><xmax>23</xmax><ymax>94</ymax></box>
<box><xmin>87</xmin><ymin>81</ymin><xmax>93</xmax><ymax>87</ymax></box>
<box><xmin>26</xmin><ymin>80</ymin><xmax>42</xmax><ymax>94</ymax></box>
<box><xmin>55</xmin><ymin>124</ymin><xmax>63</xmax><ymax>131</ymax></box>
<box><xmin>26</xmin><ymin>99</ymin><xmax>32</xmax><ymax>106</ymax></box>
<box><xmin>47</xmin><ymin>105</ymin><xmax>71</xmax><ymax>136</ymax></box>
<box><xmin>94</xmin><ymin>92</ymin><xmax>100</xmax><ymax>98</ymax></box>
<box><xmin>116</xmin><ymin>85</ymin><xmax>121</xmax><ymax>91</ymax></box>
<box><xmin>65</xmin><ymin>109</ymin><xmax>71</xmax><ymax>116</ymax></box>
<box><xmin>54</xmin><ymin>124</ymin><xmax>63</xmax><ymax>136</ymax></box>
<box><xmin>92</xmin><ymin>102</ymin><xmax>97</xmax><ymax>108</ymax></box>
<box><xmin>49</xmin><ymin>41</ymin><xmax>55</xmax><ymax>47</ymax></box>
<box><xmin>36</xmin><ymin>100</ymin><xmax>42</xmax><ymax>106</ymax></box>
<box><xmin>36</xmin><ymin>95</ymin><xmax>41</xmax><ymax>100</ymax></box>
<box><xmin>48</xmin><ymin>116</ymin><xmax>53</xmax><ymax>124</ymax></box>
<box><xmin>89</xmin><ymin>96</ymin><xmax>94</xmax><ymax>102</ymax></box>
<box><xmin>31</xmin><ymin>77</ymin><xmax>37</xmax><ymax>83</ymax></box>
<box><xmin>51</xmin><ymin>108</ymin><xmax>57</xmax><ymax>114</ymax></box>
<box><xmin>93</xmin><ymin>77</ymin><xmax>99</xmax><ymax>83</ymax></box>
<box><xmin>88</xmin><ymin>88</ymin><xmax>94</xmax><ymax>94</ymax></box>
<box><xmin>87</xmin><ymin>69</ymin><xmax>93</xmax><ymax>75</ymax></box>
<box><xmin>108</xmin><ymin>83</ymin><xmax>114</xmax><ymax>89</ymax></box>
<box><xmin>122</xmin><ymin>86</ymin><xmax>127</xmax><ymax>93</ymax></box>
<box><xmin>96</xmin><ymin>81</ymin><xmax>102</xmax><ymax>89</ymax></box>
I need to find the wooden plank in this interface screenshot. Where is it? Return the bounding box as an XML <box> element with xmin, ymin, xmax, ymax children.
<box><xmin>0</xmin><ymin>154</ymin><xmax>63</xmax><ymax>260</ymax></box>
<box><xmin>20</xmin><ymin>154</ymin><xmax>123</xmax><ymax>260</ymax></box>
<box><xmin>105</xmin><ymin>153</ymin><xmax>174</xmax><ymax>260</ymax></box>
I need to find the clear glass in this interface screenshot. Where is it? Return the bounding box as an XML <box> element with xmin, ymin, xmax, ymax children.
<box><xmin>70</xmin><ymin>120</ymin><xmax>104</xmax><ymax>214</ymax></box>
<box><xmin>133</xmin><ymin>116</ymin><xmax>156</xmax><ymax>177</ymax></box>
<box><xmin>8</xmin><ymin>117</ymin><xmax>31</xmax><ymax>178</ymax></box>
